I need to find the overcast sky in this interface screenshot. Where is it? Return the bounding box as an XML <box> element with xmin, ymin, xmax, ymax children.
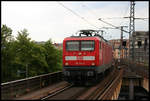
<box><xmin>1</xmin><ymin>1</ymin><xmax>149</xmax><ymax>43</ymax></box>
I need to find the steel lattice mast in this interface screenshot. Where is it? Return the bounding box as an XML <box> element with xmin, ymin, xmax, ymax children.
<box><xmin>129</xmin><ymin>1</ymin><xmax>135</xmax><ymax>61</ymax></box>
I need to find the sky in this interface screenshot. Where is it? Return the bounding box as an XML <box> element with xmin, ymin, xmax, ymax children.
<box><xmin>1</xmin><ymin>1</ymin><xmax>149</xmax><ymax>43</ymax></box>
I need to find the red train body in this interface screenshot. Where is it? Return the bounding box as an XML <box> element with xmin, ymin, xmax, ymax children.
<box><xmin>63</xmin><ymin>30</ymin><xmax>113</xmax><ymax>84</ymax></box>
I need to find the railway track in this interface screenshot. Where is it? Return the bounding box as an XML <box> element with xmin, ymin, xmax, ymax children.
<box><xmin>77</xmin><ymin>67</ymin><xmax>123</xmax><ymax>100</ymax></box>
<box><xmin>98</xmin><ymin>68</ymin><xmax>123</xmax><ymax>100</ymax></box>
<box><xmin>41</xmin><ymin>85</ymin><xmax>88</xmax><ymax>100</ymax></box>
<box><xmin>14</xmin><ymin>81</ymin><xmax>71</xmax><ymax>100</ymax></box>
<box><xmin>41</xmin><ymin>83</ymin><xmax>74</xmax><ymax>100</ymax></box>
<box><xmin>13</xmin><ymin>65</ymin><xmax>123</xmax><ymax>100</ymax></box>
<box><xmin>40</xmin><ymin>67</ymin><xmax>123</xmax><ymax>100</ymax></box>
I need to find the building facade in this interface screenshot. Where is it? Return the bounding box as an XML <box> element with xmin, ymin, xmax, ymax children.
<box><xmin>109</xmin><ymin>39</ymin><xmax>129</xmax><ymax>59</ymax></box>
<box><xmin>130</xmin><ymin>31</ymin><xmax>149</xmax><ymax>64</ymax></box>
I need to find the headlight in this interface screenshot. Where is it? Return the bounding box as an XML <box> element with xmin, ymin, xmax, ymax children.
<box><xmin>65</xmin><ymin>62</ymin><xmax>69</xmax><ymax>66</ymax></box>
<box><xmin>91</xmin><ymin>62</ymin><xmax>95</xmax><ymax>66</ymax></box>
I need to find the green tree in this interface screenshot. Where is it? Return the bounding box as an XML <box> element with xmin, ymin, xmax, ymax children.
<box><xmin>29</xmin><ymin>43</ymin><xmax>49</xmax><ymax>76</ymax></box>
<box><xmin>1</xmin><ymin>25</ymin><xmax>63</xmax><ymax>83</ymax></box>
<box><xmin>1</xmin><ymin>25</ymin><xmax>15</xmax><ymax>82</ymax></box>
<box><xmin>55</xmin><ymin>49</ymin><xmax>62</xmax><ymax>71</ymax></box>
<box><xmin>42</xmin><ymin>40</ymin><xmax>62</xmax><ymax>72</ymax></box>
<box><xmin>1</xmin><ymin>24</ymin><xmax>13</xmax><ymax>47</ymax></box>
<box><xmin>13</xmin><ymin>29</ymin><xmax>50</xmax><ymax>77</ymax></box>
<box><xmin>13</xmin><ymin>29</ymin><xmax>32</xmax><ymax>78</ymax></box>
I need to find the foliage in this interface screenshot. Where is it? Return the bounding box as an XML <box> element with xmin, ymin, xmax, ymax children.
<box><xmin>1</xmin><ymin>25</ymin><xmax>62</xmax><ymax>83</ymax></box>
<box><xmin>1</xmin><ymin>25</ymin><xmax>15</xmax><ymax>82</ymax></box>
<box><xmin>42</xmin><ymin>40</ymin><xmax>62</xmax><ymax>72</ymax></box>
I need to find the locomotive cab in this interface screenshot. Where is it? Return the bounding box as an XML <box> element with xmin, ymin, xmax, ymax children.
<box><xmin>63</xmin><ymin>39</ymin><xmax>100</xmax><ymax>83</ymax></box>
<box><xmin>63</xmin><ymin>39</ymin><xmax>99</xmax><ymax>67</ymax></box>
<box><xmin>62</xmin><ymin>30</ymin><xmax>112</xmax><ymax>85</ymax></box>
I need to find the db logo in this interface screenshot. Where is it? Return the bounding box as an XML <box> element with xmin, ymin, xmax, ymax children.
<box><xmin>77</xmin><ymin>56</ymin><xmax>83</xmax><ymax>60</ymax></box>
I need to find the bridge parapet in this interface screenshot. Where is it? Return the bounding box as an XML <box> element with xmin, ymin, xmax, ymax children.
<box><xmin>142</xmin><ymin>78</ymin><xmax>149</xmax><ymax>92</ymax></box>
<box><xmin>1</xmin><ymin>71</ymin><xmax>62</xmax><ymax>100</ymax></box>
<box><xmin>118</xmin><ymin>59</ymin><xmax>149</xmax><ymax>79</ymax></box>
<box><xmin>119</xmin><ymin>59</ymin><xmax>149</xmax><ymax>92</ymax></box>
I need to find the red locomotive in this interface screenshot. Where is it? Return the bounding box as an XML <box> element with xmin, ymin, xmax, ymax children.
<box><xmin>63</xmin><ymin>30</ymin><xmax>113</xmax><ymax>84</ymax></box>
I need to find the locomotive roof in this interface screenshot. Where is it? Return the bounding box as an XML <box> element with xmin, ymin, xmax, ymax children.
<box><xmin>64</xmin><ymin>29</ymin><xmax>112</xmax><ymax>46</ymax></box>
<box><xmin>64</xmin><ymin>36</ymin><xmax>111</xmax><ymax>46</ymax></box>
<box><xmin>64</xmin><ymin>36</ymin><xmax>100</xmax><ymax>40</ymax></box>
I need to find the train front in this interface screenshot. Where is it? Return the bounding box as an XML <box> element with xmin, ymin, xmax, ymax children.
<box><xmin>62</xmin><ymin>37</ymin><xmax>99</xmax><ymax>84</ymax></box>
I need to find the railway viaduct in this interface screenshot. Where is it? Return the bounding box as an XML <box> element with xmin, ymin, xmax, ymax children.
<box><xmin>1</xmin><ymin>59</ymin><xmax>149</xmax><ymax>100</ymax></box>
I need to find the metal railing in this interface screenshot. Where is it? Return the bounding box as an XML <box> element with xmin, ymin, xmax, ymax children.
<box><xmin>120</xmin><ymin>59</ymin><xmax>149</xmax><ymax>78</ymax></box>
<box><xmin>1</xmin><ymin>71</ymin><xmax>62</xmax><ymax>100</ymax></box>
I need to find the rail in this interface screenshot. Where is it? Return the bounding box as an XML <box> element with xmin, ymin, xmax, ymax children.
<box><xmin>88</xmin><ymin>68</ymin><xmax>118</xmax><ymax>100</ymax></box>
<box><xmin>77</xmin><ymin>67</ymin><xmax>118</xmax><ymax>100</ymax></box>
<box><xmin>98</xmin><ymin>68</ymin><xmax>124</xmax><ymax>100</ymax></box>
<box><xmin>41</xmin><ymin>84</ymin><xmax>74</xmax><ymax>100</ymax></box>
<box><xmin>1</xmin><ymin>71</ymin><xmax>62</xmax><ymax>100</ymax></box>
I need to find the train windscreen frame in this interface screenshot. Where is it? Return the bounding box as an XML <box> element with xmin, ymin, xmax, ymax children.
<box><xmin>81</xmin><ymin>40</ymin><xmax>95</xmax><ymax>51</ymax></box>
<box><xmin>66</xmin><ymin>41</ymin><xmax>80</xmax><ymax>51</ymax></box>
<box><xmin>66</xmin><ymin>40</ymin><xmax>95</xmax><ymax>51</ymax></box>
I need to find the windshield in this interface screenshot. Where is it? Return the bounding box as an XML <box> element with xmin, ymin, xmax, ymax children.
<box><xmin>66</xmin><ymin>40</ymin><xmax>95</xmax><ymax>51</ymax></box>
<box><xmin>81</xmin><ymin>41</ymin><xmax>94</xmax><ymax>51</ymax></box>
<box><xmin>66</xmin><ymin>41</ymin><xmax>79</xmax><ymax>51</ymax></box>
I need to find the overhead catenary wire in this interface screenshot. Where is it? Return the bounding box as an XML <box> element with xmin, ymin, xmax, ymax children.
<box><xmin>57</xmin><ymin>2</ymin><xmax>101</xmax><ymax>29</ymax></box>
<box><xmin>58</xmin><ymin>2</ymin><xmax>132</xmax><ymax>38</ymax></box>
<box><xmin>98</xmin><ymin>18</ymin><xmax>129</xmax><ymax>33</ymax></box>
<box><xmin>81</xmin><ymin>3</ymin><xmax>105</xmax><ymax>30</ymax></box>
<box><xmin>81</xmin><ymin>3</ymin><xmax>108</xmax><ymax>36</ymax></box>
<box><xmin>81</xmin><ymin>3</ymin><xmax>99</xmax><ymax>19</ymax></box>
<box><xmin>81</xmin><ymin>3</ymin><xmax>125</xmax><ymax>39</ymax></box>
<box><xmin>81</xmin><ymin>2</ymin><xmax>130</xmax><ymax>37</ymax></box>
<box><xmin>82</xmin><ymin>3</ymin><xmax>126</xmax><ymax>39</ymax></box>
<box><xmin>119</xmin><ymin>2</ymin><xmax>130</xmax><ymax>26</ymax></box>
